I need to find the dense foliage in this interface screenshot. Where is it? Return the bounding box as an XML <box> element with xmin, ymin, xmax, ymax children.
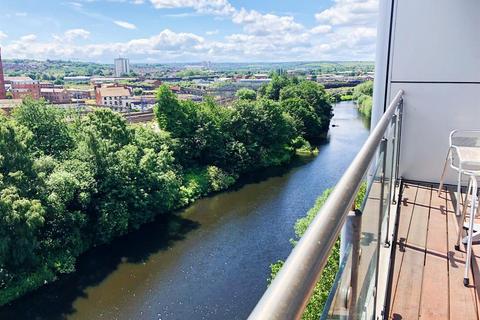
<box><xmin>269</xmin><ymin>183</ymin><xmax>366</xmax><ymax>319</ymax></box>
<box><xmin>0</xmin><ymin>75</ymin><xmax>332</xmax><ymax>305</ymax></box>
<box><xmin>259</xmin><ymin>73</ymin><xmax>333</xmax><ymax>143</ymax></box>
<box><xmin>353</xmin><ymin>81</ymin><xmax>373</xmax><ymax>118</ymax></box>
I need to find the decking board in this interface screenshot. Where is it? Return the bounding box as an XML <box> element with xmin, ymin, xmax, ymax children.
<box><xmin>420</xmin><ymin>184</ymin><xmax>449</xmax><ymax>319</ymax></box>
<box><xmin>388</xmin><ymin>182</ymin><xmax>479</xmax><ymax>320</ymax></box>
<box><xmin>445</xmin><ymin>187</ymin><xmax>478</xmax><ymax>320</ymax></box>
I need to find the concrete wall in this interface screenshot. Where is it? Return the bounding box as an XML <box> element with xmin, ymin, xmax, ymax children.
<box><xmin>376</xmin><ymin>0</ymin><xmax>480</xmax><ymax>184</ymax></box>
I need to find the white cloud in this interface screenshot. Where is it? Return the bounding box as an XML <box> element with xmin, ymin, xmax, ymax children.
<box><xmin>315</xmin><ymin>0</ymin><xmax>378</xmax><ymax>26</ymax></box>
<box><xmin>0</xmin><ymin>31</ymin><xmax>7</xmax><ymax>40</ymax></box>
<box><xmin>15</xmin><ymin>12</ymin><xmax>28</xmax><ymax>17</ymax></box>
<box><xmin>114</xmin><ymin>20</ymin><xmax>137</xmax><ymax>29</ymax></box>
<box><xmin>1</xmin><ymin>0</ymin><xmax>379</xmax><ymax>62</ymax></box>
<box><xmin>149</xmin><ymin>0</ymin><xmax>235</xmax><ymax>15</ymax></box>
<box><xmin>310</xmin><ymin>25</ymin><xmax>332</xmax><ymax>34</ymax></box>
<box><xmin>68</xmin><ymin>2</ymin><xmax>83</xmax><ymax>8</ymax></box>
<box><xmin>231</xmin><ymin>9</ymin><xmax>303</xmax><ymax>36</ymax></box>
<box><xmin>20</xmin><ymin>34</ymin><xmax>37</xmax><ymax>42</ymax></box>
<box><xmin>63</xmin><ymin>28</ymin><xmax>91</xmax><ymax>41</ymax></box>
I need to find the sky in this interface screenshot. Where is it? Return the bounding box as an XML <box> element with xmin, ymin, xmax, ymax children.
<box><xmin>0</xmin><ymin>0</ymin><xmax>378</xmax><ymax>63</ymax></box>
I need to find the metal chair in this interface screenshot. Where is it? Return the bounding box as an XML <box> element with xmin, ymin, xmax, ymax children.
<box><xmin>438</xmin><ymin>130</ymin><xmax>480</xmax><ymax>286</ymax></box>
<box><xmin>461</xmin><ymin>175</ymin><xmax>479</xmax><ymax>286</ymax></box>
<box><xmin>438</xmin><ymin>130</ymin><xmax>480</xmax><ymax>216</ymax></box>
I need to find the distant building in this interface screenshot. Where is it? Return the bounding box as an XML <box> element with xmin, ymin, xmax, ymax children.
<box><xmin>5</xmin><ymin>76</ymin><xmax>41</xmax><ymax>99</ymax></box>
<box><xmin>114</xmin><ymin>58</ymin><xmax>130</xmax><ymax>77</ymax></box>
<box><xmin>0</xmin><ymin>48</ymin><xmax>6</xmax><ymax>99</ymax></box>
<box><xmin>40</xmin><ymin>88</ymin><xmax>71</xmax><ymax>103</ymax></box>
<box><xmin>64</xmin><ymin>76</ymin><xmax>91</xmax><ymax>83</ymax></box>
<box><xmin>67</xmin><ymin>88</ymin><xmax>93</xmax><ymax>100</ymax></box>
<box><xmin>95</xmin><ymin>84</ymin><xmax>132</xmax><ymax>111</ymax></box>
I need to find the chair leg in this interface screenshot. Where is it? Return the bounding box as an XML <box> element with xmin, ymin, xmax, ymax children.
<box><xmin>464</xmin><ymin>177</ymin><xmax>478</xmax><ymax>286</ymax></box>
<box><xmin>456</xmin><ymin>171</ymin><xmax>463</xmax><ymax>216</ymax></box>
<box><xmin>438</xmin><ymin>150</ymin><xmax>450</xmax><ymax>196</ymax></box>
<box><xmin>456</xmin><ymin>178</ymin><xmax>472</xmax><ymax>250</ymax></box>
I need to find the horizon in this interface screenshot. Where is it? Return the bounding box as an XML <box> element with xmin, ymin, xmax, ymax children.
<box><xmin>0</xmin><ymin>0</ymin><xmax>378</xmax><ymax>63</ymax></box>
<box><xmin>0</xmin><ymin>57</ymin><xmax>375</xmax><ymax>65</ymax></box>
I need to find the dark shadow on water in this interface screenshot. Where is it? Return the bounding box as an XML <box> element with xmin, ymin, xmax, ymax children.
<box><xmin>229</xmin><ymin>153</ymin><xmax>319</xmax><ymax>191</ymax></box>
<box><xmin>0</xmin><ymin>214</ymin><xmax>200</xmax><ymax>320</ymax></box>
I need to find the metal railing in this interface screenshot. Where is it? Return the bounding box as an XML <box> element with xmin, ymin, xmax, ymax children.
<box><xmin>248</xmin><ymin>90</ymin><xmax>404</xmax><ymax>320</ymax></box>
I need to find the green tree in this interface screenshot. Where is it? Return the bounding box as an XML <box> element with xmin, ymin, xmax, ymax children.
<box><xmin>280</xmin><ymin>81</ymin><xmax>333</xmax><ymax>140</ymax></box>
<box><xmin>235</xmin><ymin>88</ymin><xmax>256</xmax><ymax>101</ymax></box>
<box><xmin>13</xmin><ymin>99</ymin><xmax>74</xmax><ymax>158</ymax></box>
<box><xmin>259</xmin><ymin>73</ymin><xmax>291</xmax><ymax>101</ymax></box>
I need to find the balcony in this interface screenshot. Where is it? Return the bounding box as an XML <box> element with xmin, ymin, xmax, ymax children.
<box><xmin>248</xmin><ymin>90</ymin><xmax>480</xmax><ymax>319</ymax></box>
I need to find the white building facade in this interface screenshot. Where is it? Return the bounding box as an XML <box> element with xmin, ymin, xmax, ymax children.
<box><xmin>114</xmin><ymin>58</ymin><xmax>130</xmax><ymax>77</ymax></box>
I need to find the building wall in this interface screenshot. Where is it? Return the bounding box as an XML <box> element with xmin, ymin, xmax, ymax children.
<box><xmin>115</xmin><ymin>58</ymin><xmax>130</xmax><ymax>77</ymax></box>
<box><xmin>374</xmin><ymin>0</ymin><xmax>480</xmax><ymax>185</ymax></box>
<box><xmin>40</xmin><ymin>90</ymin><xmax>71</xmax><ymax>103</ymax></box>
<box><xmin>12</xmin><ymin>83</ymin><xmax>41</xmax><ymax>99</ymax></box>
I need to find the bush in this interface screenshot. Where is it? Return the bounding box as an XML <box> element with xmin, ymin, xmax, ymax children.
<box><xmin>269</xmin><ymin>183</ymin><xmax>367</xmax><ymax>319</ymax></box>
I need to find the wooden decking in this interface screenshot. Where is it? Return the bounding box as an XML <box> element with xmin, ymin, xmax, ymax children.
<box><xmin>388</xmin><ymin>181</ymin><xmax>480</xmax><ymax>319</ymax></box>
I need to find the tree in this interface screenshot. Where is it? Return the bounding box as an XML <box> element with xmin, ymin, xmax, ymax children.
<box><xmin>235</xmin><ymin>88</ymin><xmax>256</xmax><ymax>101</ymax></box>
<box><xmin>281</xmin><ymin>98</ymin><xmax>323</xmax><ymax>141</ymax></box>
<box><xmin>259</xmin><ymin>73</ymin><xmax>291</xmax><ymax>101</ymax></box>
<box><xmin>133</xmin><ymin>88</ymin><xmax>143</xmax><ymax>96</ymax></box>
<box><xmin>280</xmin><ymin>81</ymin><xmax>333</xmax><ymax>140</ymax></box>
<box><xmin>352</xmin><ymin>80</ymin><xmax>373</xmax><ymax>100</ymax></box>
<box><xmin>13</xmin><ymin>99</ymin><xmax>75</xmax><ymax>158</ymax></box>
<box><xmin>353</xmin><ymin>81</ymin><xmax>374</xmax><ymax>118</ymax></box>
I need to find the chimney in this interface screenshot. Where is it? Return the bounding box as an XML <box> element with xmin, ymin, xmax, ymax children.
<box><xmin>0</xmin><ymin>48</ymin><xmax>6</xmax><ymax>99</ymax></box>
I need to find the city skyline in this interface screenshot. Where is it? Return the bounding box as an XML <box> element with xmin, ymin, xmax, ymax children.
<box><xmin>0</xmin><ymin>0</ymin><xmax>378</xmax><ymax>63</ymax></box>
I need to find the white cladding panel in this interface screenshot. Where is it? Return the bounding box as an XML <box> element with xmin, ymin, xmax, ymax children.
<box><xmin>391</xmin><ymin>0</ymin><xmax>480</xmax><ymax>82</ymax></box>
<box><xmin>379</xmin><ymin>0</ymin><xmax>480</xmax><ymax>184</ymax></box>
<box><xmin>393</xmin><ymin>83</ymin><xmax>480</xmax><ymax>184</ymax></box>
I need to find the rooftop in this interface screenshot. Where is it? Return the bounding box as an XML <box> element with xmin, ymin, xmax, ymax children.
<box><xmin>4</xmin><ymin>76</ymin><xmax>36</xmax><ymax>83</ymax></box>
<box><xmin>40</xmin><ymin>88</ymin><xmax>67</xmax><ymax>93</ymax></box>
<box><xmin>97</xmin><ymin>86</ymin><xmax>131</xmax><ymax>97</ymax></box>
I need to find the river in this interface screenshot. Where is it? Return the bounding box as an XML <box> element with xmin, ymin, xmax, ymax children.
<box><xmin>0</xmin><ymin>101</ymin><xmax>369</xmax><ymax>320</ymax></box>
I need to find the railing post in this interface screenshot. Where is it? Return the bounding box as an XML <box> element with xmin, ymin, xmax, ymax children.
<box><xmin>383</xmin><ymin>115</ymin><xmax>397</xmax><ymax>248</ymax></box>
<box><xmin>372</xmin><ymin>138</ymin><xmax>388</xmax><ymax>319</ymax></box>
<box><xmin>394</xmin><ymin>99</ymin><xmax>403</xmax><ymax>185</ymax></box>
<box><xmin>342</xmin><ymin>209</ymin><xmax>362</xmax><ymax>320</ymax></box>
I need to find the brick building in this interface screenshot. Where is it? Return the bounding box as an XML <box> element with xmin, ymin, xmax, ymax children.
<box><xmin>5</xmin><ymin>76</ymin><xmax>41</xmax><ymax>99</ymax></box>
<box><xmin>95</xmin><ymin>84</ymin><xmax>132</xmax><ymax>111</ymax></box>
<box><xmin>40</xmin><ymin>88</ymin><xmax>71</xmax><ymax>103</ymax></box>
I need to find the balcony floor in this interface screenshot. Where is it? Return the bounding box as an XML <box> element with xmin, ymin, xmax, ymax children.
<box><xmin>388</xmin><ymin>181</ymin><xmax>480</xmax><ymax>320</ymax></box>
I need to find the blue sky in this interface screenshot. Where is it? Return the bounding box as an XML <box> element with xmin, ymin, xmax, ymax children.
<box><xmin>0</xmin><ymin>0</ymin><xmax>378</xmax><ymax>63</ymax></box>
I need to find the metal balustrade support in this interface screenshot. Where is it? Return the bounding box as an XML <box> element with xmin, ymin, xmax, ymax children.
<box><xmin>394</xmin><ymin>100</ymin><xmax>404</xmax><ymax>186</ymax></box>
<box><xmin>372</xmin><ymin>138</ymin><xmax>388</xmax><ymax>319</ymax></box>
<box><xmin>347</xmin><ymin>209</ymin><xmax>362</xmax><ymax>320</ymax></box>
<box><xmin>384</xmin><ymin>116</ymin><xmax>397</xmax><ymax>248</ymax></box>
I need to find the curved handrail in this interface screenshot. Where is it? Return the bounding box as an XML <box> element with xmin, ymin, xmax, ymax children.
<box><xmin>248</xmin><ymin>90</ymin><xmax>404</xmax><ymax>320</ymax></box>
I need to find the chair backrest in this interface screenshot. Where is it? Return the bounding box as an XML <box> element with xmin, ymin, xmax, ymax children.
<box><xmin>449</xmin><ymin>130</ymin><xmax>480</xmax><ymax>168</ymax></box>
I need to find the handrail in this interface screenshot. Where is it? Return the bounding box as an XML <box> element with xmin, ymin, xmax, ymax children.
<box><xmin>248</xmin><ymin>90</ymin><xmax>404</xmax><ymax>320</ymax></box>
